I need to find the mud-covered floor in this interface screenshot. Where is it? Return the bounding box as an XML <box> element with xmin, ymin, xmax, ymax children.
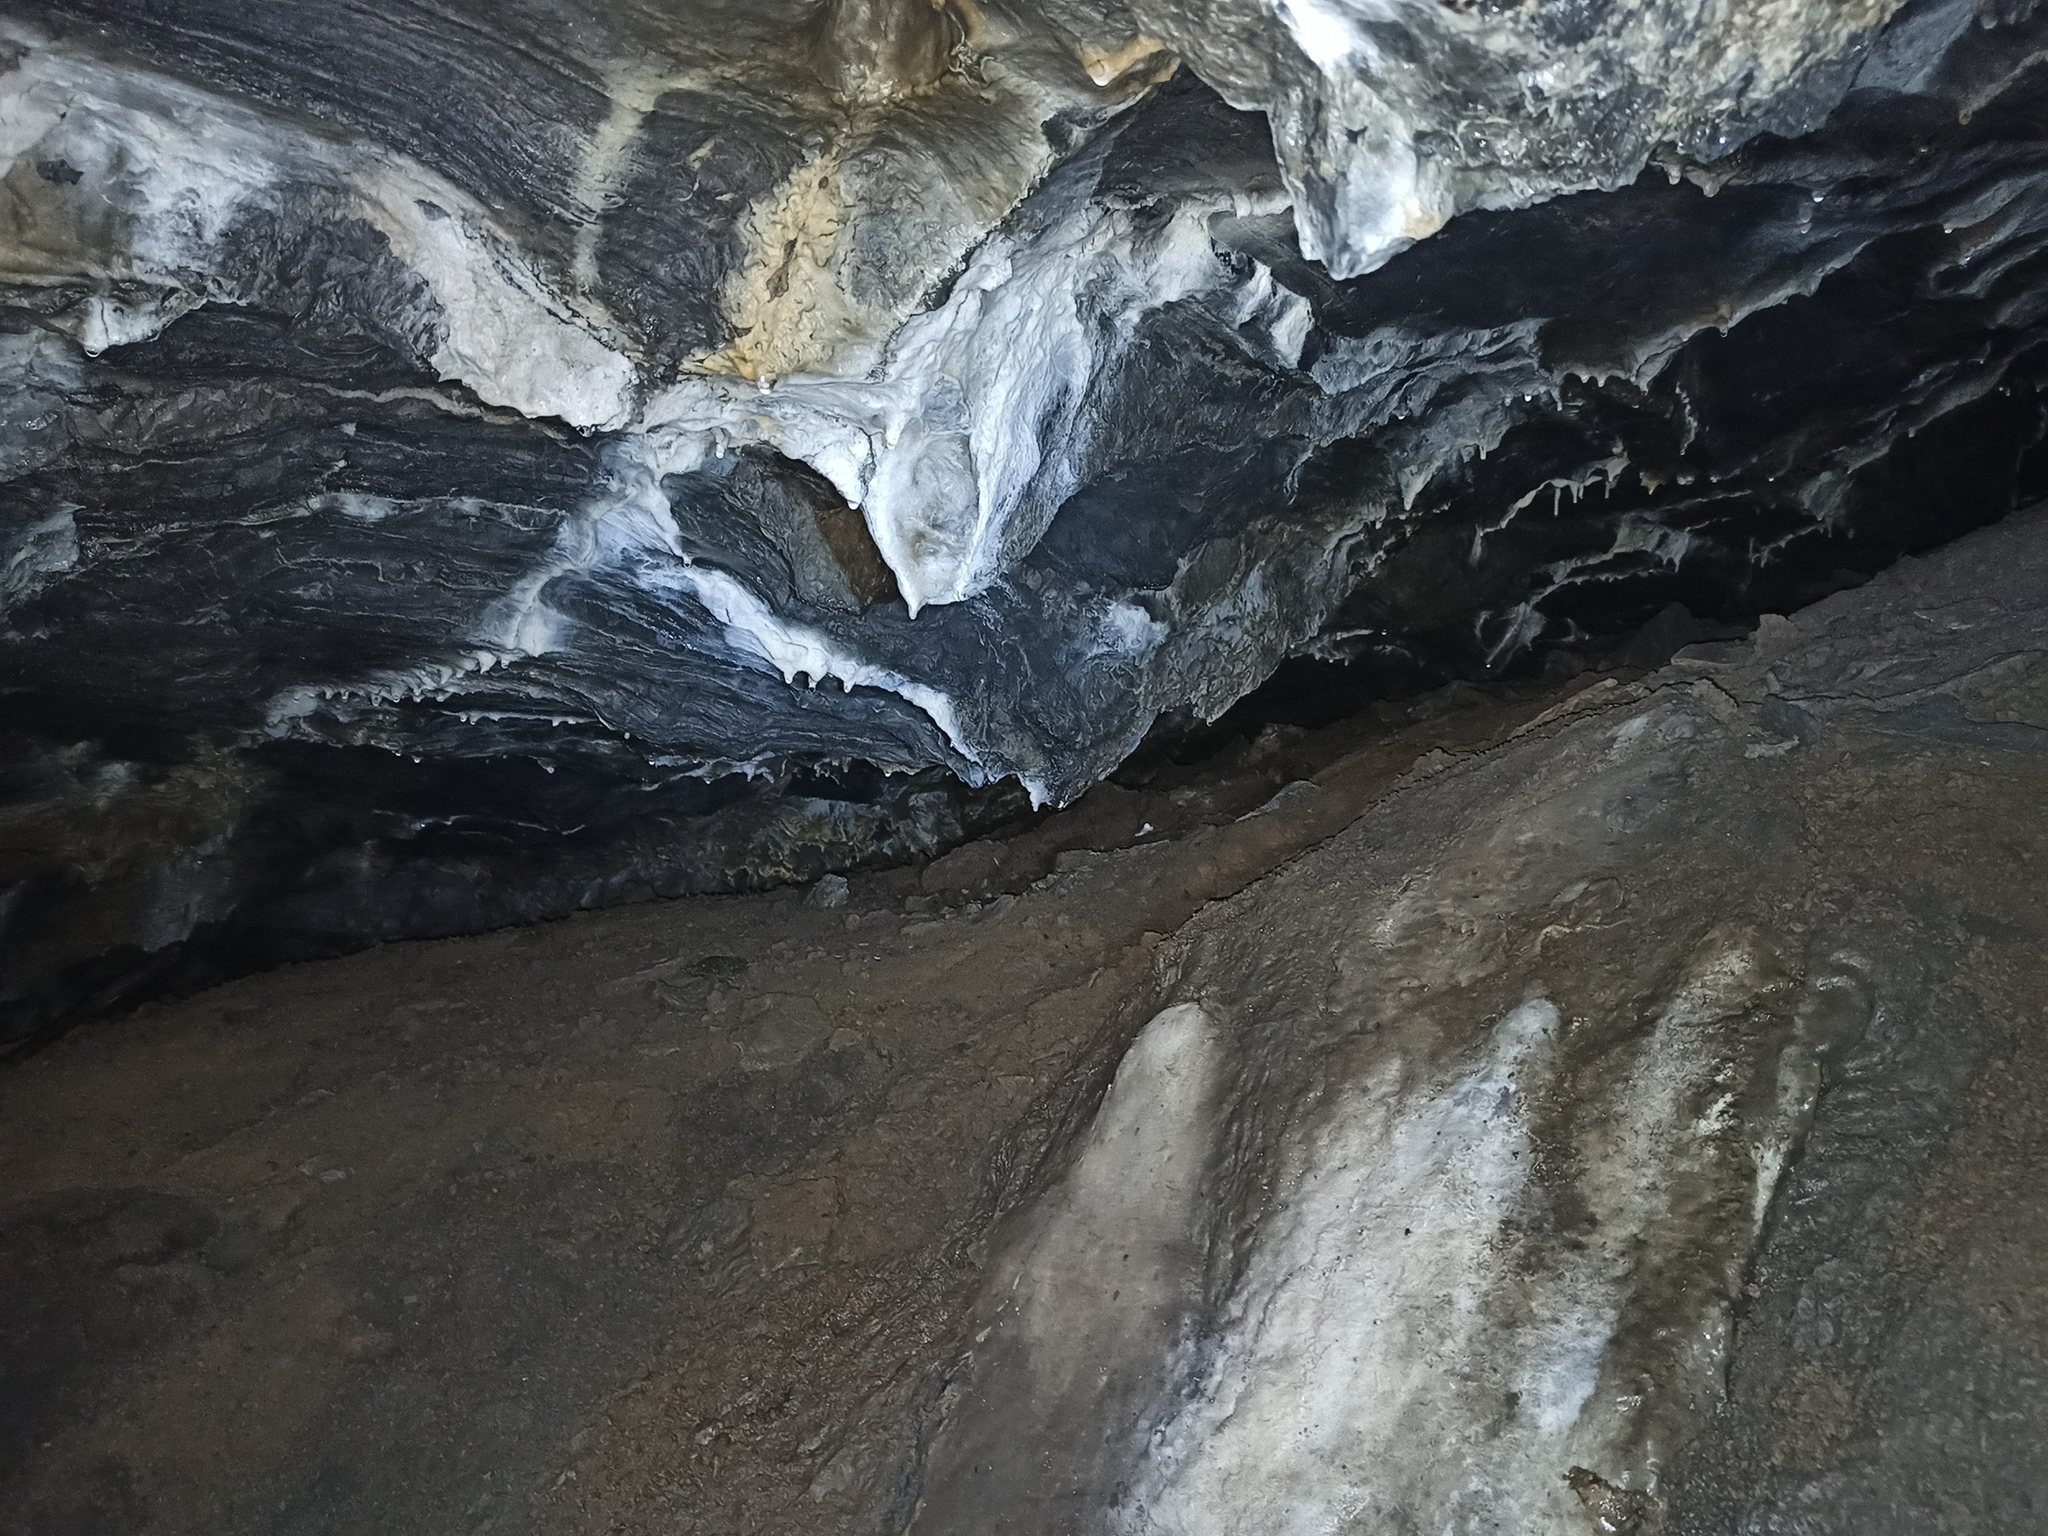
<box><xmin>1</xmin><ymin>660</ymin><xmax>1590</xmax><ymax>1536</ymax></box>
<box><xmin>7</xmin><ymin>512</ymin><xmax>2048</xmax><ymax>1535</ymax></box>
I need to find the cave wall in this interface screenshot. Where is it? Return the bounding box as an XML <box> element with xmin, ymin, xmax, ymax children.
<box><xmin>7</xmin><ymin>0</ymin><xmax>2048</xmax><ymax>1041</ymax></box>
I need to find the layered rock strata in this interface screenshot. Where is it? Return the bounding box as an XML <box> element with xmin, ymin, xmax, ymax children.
<box><xmin>6</xmin><ymin>0</ymin><xmax>2048</xmax><ymax>1034</ymax></box>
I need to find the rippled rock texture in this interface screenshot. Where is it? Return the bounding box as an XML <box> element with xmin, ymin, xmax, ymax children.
<box><xmin>7</xmin><ymin>0</ymin><xmax>2048</xmax><ymax>1037</ymax></box>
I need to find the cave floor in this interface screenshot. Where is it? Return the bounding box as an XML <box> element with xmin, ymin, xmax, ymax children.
<box><xmin>0</xmin><ymin>661</ymin><xmax>1594</xmax><ymax>1536</ymax></box>
<box><xmin>7</xmin><ymin>514</ymin><xmax>2048</xmax><ymax>1535</ymax></box>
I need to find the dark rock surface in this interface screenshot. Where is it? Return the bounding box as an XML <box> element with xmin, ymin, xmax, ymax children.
<box><xmin>8</xmin><ymin>0</ymin><xmax>2048</xmax><ymax>1041</ymax></box>
<box><xmin>3</xmin><ymin>489</ymin><xmax>2044</xmax><ymax>1536</ymax></box>
<box><xmin>912</xmin><ymin>500</ymin><xmax>2048</xmax><ymax>1534</ymax></box>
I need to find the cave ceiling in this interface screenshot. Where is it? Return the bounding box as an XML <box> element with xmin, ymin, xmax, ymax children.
<box><xmin>6</xmin><ymin>0</ymin><xmax>2048</xmax><ymax>1037</ymax></box>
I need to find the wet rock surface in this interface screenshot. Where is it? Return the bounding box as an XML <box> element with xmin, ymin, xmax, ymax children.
<box><xmin>9</xmin><ymin>0</ymin><xmax>2048</xmax><ymax>1039</ymax></box>
<box><xmin>3</xmin><ymin>504</ymin><xmax>2046</xmax><ymax>1534</ymax></box>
